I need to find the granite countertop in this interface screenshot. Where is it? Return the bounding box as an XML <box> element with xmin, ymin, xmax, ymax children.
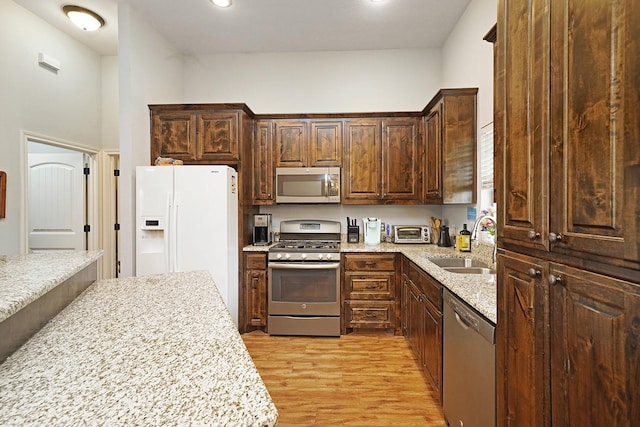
<box><xmin>0</xmin><ymin>270</ymin><xmax>278</xmax><ymax>426</ymax></box>
<box><xmin>244</xmin><ymin>241</ymin><xmax>497</xmax><ymax>324</ymax></box>
<box><xmin>0</xmin><ymin>250</ymin><xmax>103</xmax><ymax>322</ymax></box>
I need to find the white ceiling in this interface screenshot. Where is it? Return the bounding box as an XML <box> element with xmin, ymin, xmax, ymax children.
<box><xmin>14</xmin><ymin>0</ymin><xmax>472</xmax><ymax>56</ymax></box>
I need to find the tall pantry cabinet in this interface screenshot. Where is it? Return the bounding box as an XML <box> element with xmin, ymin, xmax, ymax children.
<box><xmin>495</xmin><ymin>1</ymin><xmax>640</xmax><ymax>426</ymax></box>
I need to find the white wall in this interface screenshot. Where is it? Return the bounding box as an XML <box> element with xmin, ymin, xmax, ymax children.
<box><xmin>182</xmin><ymin>48</ymin><xmax>444</xmax><ymax>231</ymax></box>
<box><xmin>184</xmin><ymin>49</ymin><xmax>442</xmax><ymax>113</ymax></box>
<box><xmin>101</xmin><ymin>56</ymin><xmax>119</xmax><ymax>150</ymax></box>
<box><xmin>0</xmin><ymin>0</ymin><xmax>102</xmax><ymax>255</ymax></box>
<box><xmin>118</xmin><ymin>3</ymin><xmax>183</xmax><ymax>276</ymax></box>
<box><xmin>440</xmin><ymin>0</ymin><xmax>497</xmax><ymax>231</ymax></box>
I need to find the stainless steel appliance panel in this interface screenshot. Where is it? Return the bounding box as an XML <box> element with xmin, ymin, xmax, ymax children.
<box><xmin>268</xmin><ymin>262</ymin><xmax>340</xmax><ymax>316</ymax></box>
<box><xmin>443</xmin><ymin>289</ymin><xmax>496</xmax><ymax>427</ymax></box>
<box><xmin>275</xmin><ymin>167</ymin><xmax>340</xmax><ymax>203</ymax></box>
<box><xmin>267</xmin><ymin>316</ymin><xmax>341</xmax><ymax>337</ymax></box>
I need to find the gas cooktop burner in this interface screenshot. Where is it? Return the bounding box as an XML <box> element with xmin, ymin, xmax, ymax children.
<box><xmin>272</xmin><ymin>241</ymin><xmax>340</xmax><ymax>251</ymax></box>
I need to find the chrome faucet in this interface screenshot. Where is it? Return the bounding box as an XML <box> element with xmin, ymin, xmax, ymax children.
<box><xmin>471</xmin><ymin>214</ymin><xmax>497</xmax><ymax>264</ymax></box>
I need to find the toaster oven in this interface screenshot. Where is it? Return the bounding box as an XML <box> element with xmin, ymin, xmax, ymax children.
<box><xmin>391</xmin><ymin>225</ymin><xmax>431</xmax><ymax>244</ymax></box>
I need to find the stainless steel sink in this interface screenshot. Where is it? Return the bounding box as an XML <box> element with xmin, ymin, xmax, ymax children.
<box><xmin>442</xmin><ymin>267</ymin><xmax>496</xmax><ymax>275</ymax></box>
<box><xmin>428</xmin><ymin>257</ymin><xmax>490</xmax><ymax>268</ymax></box>
<box><xmin>427</xmin><ymin>257</ymin><xmax>496</xmax><ymax>275</ymax></box>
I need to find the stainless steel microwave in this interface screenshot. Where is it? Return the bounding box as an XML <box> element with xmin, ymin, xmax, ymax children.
<box><xmin>275</xmin><ymin>167</ymin><xmax>340</xmax><ymax>204</ymax></box>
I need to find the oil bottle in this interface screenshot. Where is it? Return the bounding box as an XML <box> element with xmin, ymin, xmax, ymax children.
<box><xmin>457</xmin><ymin>223</ymin><xmax>472</xmax><ymax>252</ymax></box>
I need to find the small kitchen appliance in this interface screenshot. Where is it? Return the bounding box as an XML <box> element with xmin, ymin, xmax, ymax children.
<box><xmin>391</xmin><ymin>225</ymin><xmax>431</xmax><ymax>244</ymax></box>
<box><xmin>362</xmin><ymin>217</ymin><xmax>382</xmax><ymax>245</ymax></box>
<box><xmin>275</xmin><ymin>167</ymin><xmax>340</xmax><ymax>204</ymax></box>
<box><xmin>253</xmin><ymin>214</ymin><xmax>272</xmax><ymax>245</ymax></box>
<box><xmin>438</xmin><ymin>225</ymin><xmax>452</xmax><ymax>247</ymax></box>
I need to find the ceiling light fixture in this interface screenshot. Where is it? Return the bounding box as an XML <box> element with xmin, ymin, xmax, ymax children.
<box><xmin>63</xmin><ymin>5</ymin><xmax>105</xmax><ymax>31</ymax></box>
<box><xmin>211</xmin><ymin>0</ymin><xmax>232</xmax><ymax>7</ymax></box>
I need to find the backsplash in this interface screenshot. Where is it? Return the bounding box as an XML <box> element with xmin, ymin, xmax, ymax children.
<box><xmin>259</xmin><ymin>204</ymin><xmax>469</xmax><ymax>232</ymax></box>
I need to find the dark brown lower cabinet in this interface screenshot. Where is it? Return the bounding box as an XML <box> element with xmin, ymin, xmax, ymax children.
<box><xmin>243</xmin><ymin>253</ymin><xmax>268</xmax><ymax>332</ymax></box>
<box><xmin>402</xmin><ymin>256</ymin><xmax>443</xmax><ymax>402</ymax></box>
<box><xmin>497</xmin><ymin>251</ymin><xmax>548</xmax><ymax>427</ymax></box>
<box><xmin>497</xmin><ymin>250</ymin><xmax>640</xmax><ymax>426</ymax></box>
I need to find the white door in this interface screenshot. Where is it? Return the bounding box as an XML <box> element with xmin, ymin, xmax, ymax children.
<box><xmin>28</xmin><ymin>152</ymin><xmax>86</xmax><ymax>251</ymax></box>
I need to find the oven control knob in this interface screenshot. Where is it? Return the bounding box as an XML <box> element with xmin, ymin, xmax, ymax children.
<box><xmin>326</xmin><ymin>254</ymin><xmax>333</xmax><ymax>260</ymax></box>
<box><xmin>318</xmin><ymin>254</ymin><xmax>324</xmax><ymax>260</ymax></box>
<box><xmin>301</xmin><ymin>254</ymin><xmax>307</xmax><ymax>260</ymax></box>
<box><xmin>284</xmin><ymin>254</ymin><xmax>291</xmax><ymax>260</ymax></box>
<box><xmin>276</xmin><ymin>253</ymin><xmax>283</xmax><ymax>260</ymax></box>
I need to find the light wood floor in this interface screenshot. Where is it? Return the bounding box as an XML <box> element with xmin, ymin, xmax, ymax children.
<box><xmin>241</xmin><ymin>330</ymin><xmax>446</xmax><ymax>426</ymax></box>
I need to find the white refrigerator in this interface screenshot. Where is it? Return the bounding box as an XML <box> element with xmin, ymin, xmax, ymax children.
<box><xmin>136</xmin><ymin>165</ymin><xmax>239</xmax><ymax>325</ymax></box>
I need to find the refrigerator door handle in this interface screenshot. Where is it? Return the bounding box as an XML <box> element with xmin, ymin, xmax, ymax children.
<box><xmin>174</xmin><ymin>202</ymin><xmax>179</xmax><ymax>272</ymax></box>
<box><xmin>166</xmin><ymin>193</ymin><xmax>173</xmax><ymax>273</ymax></box>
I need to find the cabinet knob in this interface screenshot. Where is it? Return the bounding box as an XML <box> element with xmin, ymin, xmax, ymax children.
<box><xmin>548</xmin><ymin>232</ymin><xmax>564</xmax><ymax>243</ymax></box>
<box><xmin>528</xmin><ymin>230</ymin><xmax>541</xmax><ymax>241</ymax></box>
<box><xmin>528</xmin><ymin>268</ymin><xmax>541</xmax><ymax>278</ymax></box>
<box><xmin>547</xmin><ymin>274</ymin><xmax>562</xmax><ymax>286</ymax></box>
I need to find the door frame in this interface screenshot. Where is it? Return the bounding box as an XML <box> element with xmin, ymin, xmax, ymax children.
<box><xmin>20</xmin><ymin>131</ymin><xmax>99</xmax><ymax>255</ymax></box>
<box><xmin>98</xmin><ymin>150</ymin><xmax>120</xmax><ymax>279</ymax></box>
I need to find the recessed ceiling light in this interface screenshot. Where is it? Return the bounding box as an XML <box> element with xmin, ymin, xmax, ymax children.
<box><xmin>63</xmin><ymin>5</ymin><xmax>105</xmax><ymax>31</ymax></box>
<box><xmin>211</xmin><ymin>0</ymin><xmax>232</xmax><ymax>7</ymax></box>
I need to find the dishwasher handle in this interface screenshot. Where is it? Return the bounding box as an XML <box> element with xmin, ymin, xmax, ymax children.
<box><xmin>445</xmin><ymin>291</ymin><xmax>495</xmax><ymax>344</ymax></box>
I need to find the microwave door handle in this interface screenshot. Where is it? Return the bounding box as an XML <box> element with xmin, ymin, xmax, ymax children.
<box><xmin>324</xmin><ymin>173</ymin><xmax>329</xmax><ymax>197</ymax></box>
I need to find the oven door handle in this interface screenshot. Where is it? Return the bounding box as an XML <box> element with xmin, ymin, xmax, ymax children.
<box><xmin>268</xmin><ymin>262</ymin><xmax>341</xmax><ymax>270</ymax></box>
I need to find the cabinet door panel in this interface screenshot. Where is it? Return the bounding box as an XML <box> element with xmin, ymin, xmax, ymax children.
<box><xmin>422</xmin><ymin>299</ymin><xmax>442</xmax><ymax>402</ymax></box>
<box><xmin>408</xmin><ymin>281</ymin><xmax>423</xmax><ymax>359</ymax></box>
<box><xmin>496</xmin><ymin>0</ymin><xmax>548</xmax><ymax>251</ymax></box>
<box><xmin>497</xmin><ymin>251</ymin><xmax>548</xmax><ymax>427</ymax></box>
<box><xmin>152</xmin><ymin>112</ymin><xmax>196</xmax><ymax>162</ymax></box>
<box><xmin>425</xmin><ymin>108</ymin><xmax>443</xmax><ymax>203</ymax></box>
<box><xmin>549</xmin><ymin>263</ymin><xmax>640</xmax><ymax>426</ymax></box>
<box><xmin>309</xmin><ymin>121</ymin><xmax>342</xmax><ymax>166</ymax></box>
<box><xmin>442</xmin><ymin>94</ymin><xmax>476</xmax><ymax>204</ymax></box>
<box><xmin>246</xmin><ymin>269</ymin><xmax>267</xmax><ymax>327</ymax></box>
<box><xmin>383</xmin><ymin>118</ymin><xmax>421</xmax><ymax>201</ymax></box>
<box><xmin>549</xmin><ymin>0</ymin><xmax>640</xmax><ymax>267</ymax></box>
<box><xmin>275</xmin><ymin>121</ymin><xmax>307</xmax><ymax>167</ymax></box>
<box><xmin>197</xmin><ymin>112</ymin><xmax>239</xmax><ymax>160</ymax></box>
<box><xmin>343</xmin><ymin>120</ymin><xmax>382</xmax><ymax>201</ymax></box>
<box><xmin>253</xmin><ymin>120</ymin><xmax>274</xmax><ymax>204</ymax></box>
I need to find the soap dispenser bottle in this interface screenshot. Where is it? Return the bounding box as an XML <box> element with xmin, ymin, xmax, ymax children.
<box><xmin>457</xmin><ymin>224</ymin><xmax>472</xmax><ymax>252</ymax></box>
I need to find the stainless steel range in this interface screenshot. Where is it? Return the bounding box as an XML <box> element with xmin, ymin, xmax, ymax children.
<box><xmin>268</xmin><ymin>219</ymin><xmax>341</xmax><ymax>336</ymax></box>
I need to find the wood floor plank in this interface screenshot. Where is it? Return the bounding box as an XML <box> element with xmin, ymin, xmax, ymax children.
<box><xmin>241</xmin><ymin>331</ymin><xmax>446</xmax><ymax>426</ymax></box>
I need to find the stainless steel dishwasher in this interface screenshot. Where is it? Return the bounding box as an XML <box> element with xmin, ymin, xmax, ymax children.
<box><xmin>443</xmin><ymin>289</ymin><xmax>496</xmax><ymax>427</ymax></box>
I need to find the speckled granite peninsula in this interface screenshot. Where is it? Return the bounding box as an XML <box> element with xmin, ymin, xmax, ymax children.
<box><xmin>0</xmin><ymin>271</ymin><xmax>278</xmax><ymax>426</ymax></box>
<box><xmin>0</xmin><ymin>250</ymin><xmax>103</xmax><ymax>322</ymax></box>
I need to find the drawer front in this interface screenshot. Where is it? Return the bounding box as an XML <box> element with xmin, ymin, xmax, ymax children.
<box><xmin>409</xmin><ymin>262</ymin><xmax>442</xmax><ymax>310</ymax></box>
<box><xmin>344</xmin><ymin>253</ymin><xmax>396</xmax><ymax>271</ymax></box>
<box><xmin>344</xmin><ymin>272</ymin><xmax>395</xmax><ymax>300</ymax></box>
<box><xmin>245</xmin><ymin>253</ymin><xmax>267</xmax><ymax>270</ymax></box>
<box><xmin>346</xmin><ymin>301</ymin><xmax>395</xmax><ymax>328</ymax></box>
